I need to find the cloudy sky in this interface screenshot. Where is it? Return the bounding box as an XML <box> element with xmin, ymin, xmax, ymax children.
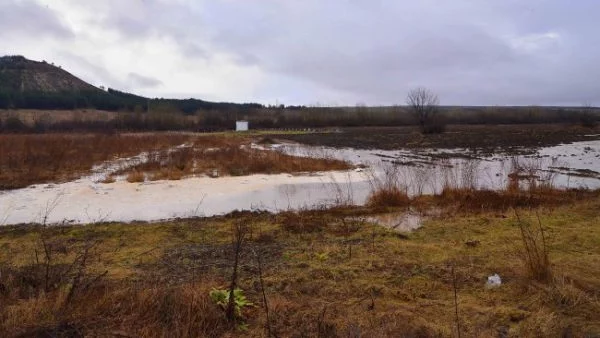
<box><xmin>1</xmin><ymin>0</ymin><xmax>599</xmax><ymax>106</ymax></box>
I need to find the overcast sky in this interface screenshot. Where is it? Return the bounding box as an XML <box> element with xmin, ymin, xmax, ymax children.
<box><xmin>1</xmin><ymin>0</ymin><xmax>599</xmax><ymax>106</ymax></box>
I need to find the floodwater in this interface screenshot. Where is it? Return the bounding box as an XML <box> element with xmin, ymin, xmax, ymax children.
<box><xmin>1</xmin><ymin>140</ymin><xmax>599</xmax><ymax>226</ymax></box>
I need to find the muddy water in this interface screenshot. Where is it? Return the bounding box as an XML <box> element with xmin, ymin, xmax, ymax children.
<box><xmin>1</xmin><ymin>140</ymin><xmax>598</xmax><ymax>226</ymax></box>
<box><xmin>275</xmin><ymin>140</ymin><xmax>600</xmax><ymax>194</ymax></box>
<box><xmin>0</xmin><ymin>172</ymin><xmax>371</xmax><ymax>225</ymax></box>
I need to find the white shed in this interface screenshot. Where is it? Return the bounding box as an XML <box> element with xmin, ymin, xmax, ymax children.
<box><xmin>236</xmin><ymin>120</ymin><xmax>249</xmax><ymax>131</ymax></box>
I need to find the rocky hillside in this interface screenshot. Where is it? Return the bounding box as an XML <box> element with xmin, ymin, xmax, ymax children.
<box><xmin>0</xmin><ymin>55</ymin><xmax>101</xmax><ymax>93</ymax></box>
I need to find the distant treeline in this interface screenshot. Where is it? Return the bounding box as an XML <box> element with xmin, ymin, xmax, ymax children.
<box><xmin>0</xmin><ymin>87</ymin><xmax>263</xmax><ymax>112</ymax></box>
<box><xmin>0</xmin><ymin>105</ymin><xmax>598</xmax><ymax>133</ymax></box>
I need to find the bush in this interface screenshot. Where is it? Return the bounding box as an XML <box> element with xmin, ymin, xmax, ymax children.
<box><xmin>126</xmin><ymin>171</ymin><xmax>145</xmax><ymax>183</ymax></box>
<box><xmin>367</xmin><ymin>187</ymin><xmax>410</xmax><ymax>207</ymax></box>
<box><xmin>515</xmin><ymin>211</ymin><xmax>551</xmax><ymax>282</ymax></box>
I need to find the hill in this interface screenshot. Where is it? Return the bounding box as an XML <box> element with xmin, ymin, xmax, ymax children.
<box><xmin>0</xmin><ymin>55</ymin><xmax>262</xmax><ymax>113</ymax></box>
<box><xmin>0</xmin><ymin>55</ymin><xmax>100</xmax><ymax>93</ymax></box>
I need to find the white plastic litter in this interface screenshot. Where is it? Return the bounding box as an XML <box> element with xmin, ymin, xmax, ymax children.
<box><xmin>486</xmin><ymin>274</ymin><xmax>502</xmax><ymax>288</ymax></box>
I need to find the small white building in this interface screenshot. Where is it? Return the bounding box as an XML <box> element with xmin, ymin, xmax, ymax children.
<box><xmin>236</xmin><ymin>120</ymin><xmax>249</xmax><ymax>131</ymax></box>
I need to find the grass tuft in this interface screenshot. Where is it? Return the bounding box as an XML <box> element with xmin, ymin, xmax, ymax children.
<box><xmin>126</xmin><ymin>171</ymin><xmax>145</xmax><ymax>183</ymax></box>
<box><xmin>367</xmin><ymin>187</ymin><xmax>410</xmax><ymax>207</ymax></box>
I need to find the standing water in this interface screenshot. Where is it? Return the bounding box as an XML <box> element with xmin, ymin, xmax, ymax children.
<box><xmin>1</xmin><ymin>140</ymin><xmax>598</xmax><ymax>225</ymax></box>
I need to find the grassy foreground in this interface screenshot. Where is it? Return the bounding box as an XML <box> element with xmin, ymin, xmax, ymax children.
<box><xmin>1</xmin><ymin>197</ymin><xmax>599</xmax><ymax>337</ymax></box>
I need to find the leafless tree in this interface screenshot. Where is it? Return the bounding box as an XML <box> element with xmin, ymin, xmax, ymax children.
<box><xmin>406</xmin><ymin>87</ymin><xmax>443</xmax><ymax>133</ymax></box>
<box><xmin>580</xmin><ymin>102</ymin><xmax>598</xmax><ymax>128</ymax></box>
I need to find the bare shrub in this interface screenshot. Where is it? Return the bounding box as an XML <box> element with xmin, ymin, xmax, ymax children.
<box><xmin>325</xmin><ymin>172</ymin><xmax>356</xmax><ymax>207</ymax></box>
<box><xmin>367</xmin><ymin>187</ymin><xmax>410</xmax><ymax>208</ymax></box>
<box><xmin>406</xmin><ymin>87</ymin><xmax>445</xmax><ymax>134</ymax></box>
<box><xmin>366</xmin><ymin>164</ymin><xmax>410</xmax><ymax>207</ymax></box>
<box><xmin>126</xmin><ymin>170</ymin><xmax>145</xmax><ymax>183</ymax></box>
<box><xmin>514</xmin><ymin>210</ymin><xmax>551</xmax><ymax>282</ymax></box>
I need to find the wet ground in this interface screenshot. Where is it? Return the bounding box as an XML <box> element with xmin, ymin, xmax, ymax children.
<box><xmin>1</xmin><ymin>131</ymin><xmax>599</xmax><ymax>226</ymax></box>
<box><xmin>277</xmin><ymin>124</ymin><xmax>600</xmax><ymax>154</ymax></box>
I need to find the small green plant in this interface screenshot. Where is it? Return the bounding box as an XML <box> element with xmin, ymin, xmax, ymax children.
<box><xmin>209</xmin><ymin>288</ymin><xmax>253</xmax><ymax>317</ymax></box>
<box><xmin>315</xmin><ymin>252</ymin><xmax>329</xmax><ymax>261</ymax></box>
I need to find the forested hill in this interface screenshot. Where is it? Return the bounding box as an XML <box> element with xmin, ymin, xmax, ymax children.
<box><xmin>0</xmin><ymin>55</ymin><xmax>262</xmax><ymax>113</ymax></box>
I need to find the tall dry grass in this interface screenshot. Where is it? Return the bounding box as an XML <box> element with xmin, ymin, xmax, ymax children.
<box><xmin>365</xmin><ymin>164</ymin><xmax>410</xmax><ymax>207</ymax></box>
<box><xmin>0</xmin><ymin>133</ymin><xmax>191</xmax><ymax>189</ymax></box>
<box><xmin>0</xmin><ymin>133</ymin><xmax>352</xmax><ymax>189</ymax></box>
<box><xmin>515</xmin><ymin>210</ymin><xmax>551</xmax><ymax>282</ymax></box>
<box><xmin>112</xmin><ymin>142</ymin><xmax>352</xmax><ymax>180</ymax></box>
<box><xmin>364</xmin><ymin>157</ymin><xmax>598</xmax><ymax>212</ymax></box>
<box><xmin>0</xmin><ymin>278</ymin><xmax>229</xmax><ymax>337</ymax></box>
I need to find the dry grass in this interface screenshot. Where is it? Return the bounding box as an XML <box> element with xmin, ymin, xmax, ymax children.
<box><xmin>431</xmin><ymin>186</ymin><xmax>598</xmax><ymax>213</ymax></box>
<box><xmin>365</xmin><ymin>164</ymin><xmax>411</xmax><ymax>208</ymax></box>
<box><xmin>0</xmin><ymin>133</ymin><xmax>351</xmax><ymax>190</ymax></box>
<box><xmin>99</xmin><ymin>175</ymin><xmax>115</xmax><ymax>184</ymax></box>
<box><xmin>0</xmin><ymin>133</ymin><xmax>191</xmax><ymax>189</ymax></box>
<box><xmin>367</xmin><ymin>187</ymin><xmax>410</xmax><ymax>207</ymax></box>
<box><xmin>1</xmin><ymin>278</ymin><xmax>229</xmax><ymax>337</ymax></box>
<box><xmin>114</xmin><ymin>144</ymin><xmax>351</xmax><ymax>180</ymax></box>
<box><xmin>126</xmin><ymin>170</ymin><xmax>145</xmax><ymax>183</ymax></box>
<box><xmin>1</xmin><ymin>196</ymin><xmax>599</xmax><ymax>336</ymax></box>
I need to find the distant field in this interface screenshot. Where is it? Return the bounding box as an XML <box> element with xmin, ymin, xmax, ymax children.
<box><xmin>1</xmin><ymin>104</ymin><xmax>599</xmax><ymax>133</ymax></box>
<box><xmin>278</xmin><ymin>124</ymin><xmax>600</xmax><ymax>154</ymax></box>
<box><xmin>0</xmin><ymin>109</ymin><xmax>117</xmax><ymax>123</ymax></box>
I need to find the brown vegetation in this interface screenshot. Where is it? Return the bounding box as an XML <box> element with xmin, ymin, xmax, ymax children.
<box><xmin>126</xmin><ymin>170</ymin><xmax>146</xmax><ymax>183</ymax></box>
<box><xmin>366</xmin><ymin>164</ymin><xmax>411</xmax><ymax>208</ymax></box>
<box><xmin>113</xmin><ymin>144</ymin><xmax>351</xmax><ymax>181</ymax></box>
<box><xmin>0</xmin><ymin>133</ymin><xmax>351</xmax><ymax>190</ymax></box>
<box><xmin>0</xmin><ymin>133</ymin><xmax>191</xmax><ymax>189</ymax></box>
<box><xmin>367</xmin><ymin>187</ymin><xmax>410</xmax><ymax>207</ymax></box>
<box><xmin>363</xmin><ymin>155</ymin><xmax>599</xmax><ymax>213</ymax></box>
<box><xmin>0</xmin><ymin>133</ymin><xmax>193</xmax><ymax>189</ymax></box>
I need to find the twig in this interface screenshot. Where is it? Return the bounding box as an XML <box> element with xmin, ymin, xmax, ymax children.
<box><xmin>254</xmin><ymin>249</ymin><xmax>273</xmax><ymax>337</ymax></box>
<box><xmin>452</xmin><ymin>264</ymin><xmax>461</xmax><ymax>338</ymax></box>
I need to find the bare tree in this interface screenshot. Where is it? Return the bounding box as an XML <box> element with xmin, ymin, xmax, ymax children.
<box><xmin>406</xmin><ymin>87</ymin><xmax>443</xmax><ymax>133</ymax></box>
<box><xmin>580</xmin><ymin>102</ymin><xmax>598</xmax><ymax>128</ymax></box>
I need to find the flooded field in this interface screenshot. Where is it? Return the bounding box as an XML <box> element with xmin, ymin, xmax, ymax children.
<box><xmin>1</xmin><ymin>138</ymin><xmax>599</xmax><ymax>226</ymax></box>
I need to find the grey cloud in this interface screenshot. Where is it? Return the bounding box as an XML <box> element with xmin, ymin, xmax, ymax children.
<box><xmin>196</xmin><ymin>0</ymin><xmax>600</xmax><ymax>105</ymax></box>
<box><xmin>127</xmin><ymin>73</ymin><xmax>163</xmax><ymax>88</ymax></box>
<box><xmin>56</xmin><ymin>52</ymin><xmax>126</xmax><ymax>89</ymax></box>
<box><xmin>0</xmin><ymin>1</ymin><xmax>73</xmax><ymax>38</ymax></box>
<box><xmin>18</xmin><ymin>0</ymin><xmax>600</xmax><ymax>105</ymax></box>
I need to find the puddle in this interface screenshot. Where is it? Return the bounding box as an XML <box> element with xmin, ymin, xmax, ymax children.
<box><xmin>0</xmin><ymin>171</ymin><xmax>372</xmax><ymax>225</ymax></box>
<box><xmin>366</xmin><ymin>212</ymin><xmax>424</xmax><ymax>232</ymax></box>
